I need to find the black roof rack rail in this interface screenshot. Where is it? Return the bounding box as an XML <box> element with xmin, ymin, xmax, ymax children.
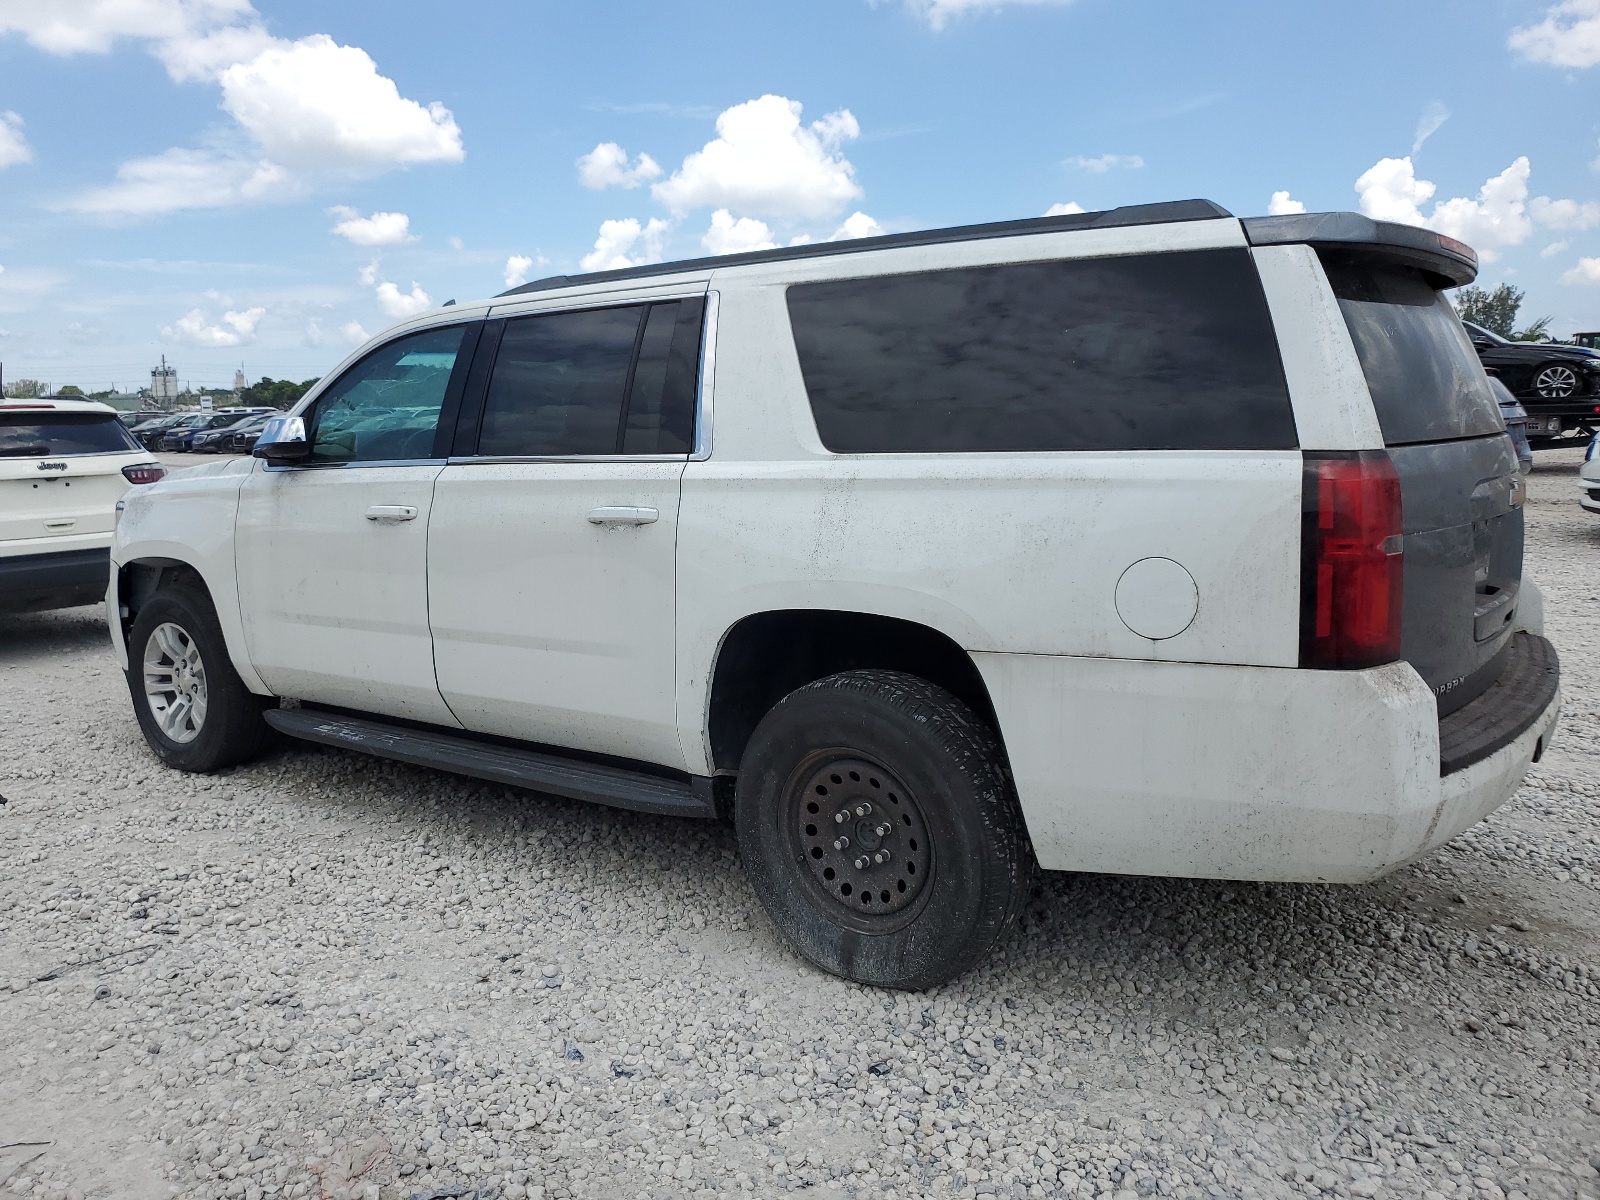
<box><xmin>1242</xmin><ymin>212</ymin><xmax>1478</xmax><ymax>287</ymax></box>
<box><xmin>497</xmin><ymin>199</ymin><xmax>1234</xmax><ymax>297</ymax></box>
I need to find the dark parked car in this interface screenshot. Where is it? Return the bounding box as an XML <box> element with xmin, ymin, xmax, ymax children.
<box><xmin>192</xmin><ymin>412</ymin><xmax>271</xmax><ymax>453</ymax></box>
<box><xmin>221</xmin><ymin>413</ymin><xmax>274</xmax><ymax>453</ymax></box>
<box><xmin>132</xmin><ymin>413</ymin><xmax>192</xmax><ymax>449</ymax></box>
<box><xmin>161</xmin><ymin>409</ymin><xmax>272</xmax><ymax>452</ymax></box>
<box><xmin>1489</xmin><ymin>377</ymin><xmax>1533</xmax><ymax>473</ymax></box>
<box><xmin>118</xmin><ymin>410</ymin><xmax>167</xmax><ymax>428</ymax></box>
<box><xmin>1464</xmin><ymin>320</ymin><xmax>1600</xmax><ymax>444</ymax></box>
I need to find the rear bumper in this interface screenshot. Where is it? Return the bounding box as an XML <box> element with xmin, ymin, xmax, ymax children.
<box><xmin>0</xmin><ymin>547</ymin><xmax>111</xmax><ymax>613</ymax></box>
<box><xmin>976</xmin><ymin>639</ymin><xmax>1559</xmax><ymax>884</ymax></box>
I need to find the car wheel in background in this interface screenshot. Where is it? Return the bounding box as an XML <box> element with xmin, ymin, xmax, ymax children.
<box><xmin>125</xmin><ymin>584</ymin><xmax>275</xmax><ymax>772</ymax></box>
<box><xmin>1533</xmin><ymin>364</ymin><xmax>1579</xmax><ymax>400</ymax></box>
<box><xmin>735</xmin><ymin>669</ymin><xmax>1032</xmax><ymax>990</ymax></box>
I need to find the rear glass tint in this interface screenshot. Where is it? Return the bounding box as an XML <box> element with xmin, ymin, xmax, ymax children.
<box><xmin>1321</xmin><ymin>255</ymin><xmax>1503</xmax><ymax>447</ymax></box>
<box><xmin>0</xmin><ymin>412</ymin><xmax>141</xmax><ymax>457</ymax></box>
<box><xmin>786</xmin><ymin>248</ymin><xmax>1296</xmax><ymax>453</ymax></box>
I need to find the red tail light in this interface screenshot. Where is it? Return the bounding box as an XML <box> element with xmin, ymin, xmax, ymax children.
<box><xmin>1300</xmin><ymin>452</ymin><xmax>1404</xmax><ymax>669</ymax></box>
<box><xmin>121</xmin><ymin>463</ymin><xmax>167</xmax><ymax>486</ymax></box>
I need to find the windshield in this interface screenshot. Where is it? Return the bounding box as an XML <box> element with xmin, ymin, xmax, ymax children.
<box><xmin>0</xmin><ymin>412</ymin><xmax>142</xmax><ymax>457</ymax></box>
<box><xmin>1322</xmin><ymin>255</ymin><xmax>1504</xmax><ymax>447</ymax></box>
<box><xmin>1463</xmin><ymin>321</ymin><xmax>1508</xmax><ymax>346</ymax></box>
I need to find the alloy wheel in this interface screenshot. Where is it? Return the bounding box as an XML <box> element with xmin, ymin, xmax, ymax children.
<box><xmin>1534</xmin><ymin>364</ymin><xmax>1579</xmax><ymax>400</ymax></box>
<box><xmin>143</xmin><ymin>621</ymin><xmax>209</xmax><ymax>744</ymax></box>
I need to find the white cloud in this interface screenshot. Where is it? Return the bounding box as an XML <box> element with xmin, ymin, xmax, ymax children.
<box><xmin>163</xmin><ymin>305</ymin><xmax>265</xmax><ymax>347</ymax></box>
<box><xmin>1529</xmin><ymin>196</ymin><xmax>1600</xmax><ymax>229</ymax></box>
<box><xmin>1355</xmin><ymin>156</ymin><xmax>1537</xmax><ymax>261</ymax></box>
<box><xmin>0</xmin><ymin>111</ymin><xmax>32</xmax><ymax>169</ymax></box>
<box><xmin>1562</xmin><ymin>256</ymin><xmax>1600</xmax><ymax>284</ymax></box>
<box><xmin>652</xmin><ymin>95</ymin><xmax>863</xmax><ymax>220</ymax></box>
<box><xmin>0</xmin><ymin>0</ymin><xmax>255</xmax><ymax>58</ymax></box>
<box><xmin>1044</xmin><ymin>201</ymin><xmax>1086</xmax><ymax>216</ymax></box>
<box><xmin>9</xmin><ymin>2</ymin><xmax>465</xmax><ymax>217</ymax></box>
<box><xmin>328</xmin><ymin>206</ymin><xmax>415</xmax><ymax>245</ymax></box>
<box><xmin>341</xmin><ymin>319</ymin><xmax>370</xmax><ymax>344</ymax></box>
<box><xmin>900</xmin><ymin>0</ymin><xmax>1073</xmax><ymax>31</ymax></box>
<box><xmin>1066</xmin><ymin>153</ymin><xmax>1143</xmax><ymax>173</ymax></box>
<box><xmin>66</xmin><ymin>148</ymin><xmax>295</xmax><ymax>216</ymax></box>
<box><xmin>580</xmin><ymin>217</ymin><xmax>671</xmax><ymax>272</ymax></box>
<box><xmin>828</xmin><ymin>211</ymin><xmax>885</xmax><ymax>240</ymax></box>
<box><xmin>155</xmin><ymin>21</ymin><xmax>274</xmax><ymax>82</ymax></box>
<box><xmin>219</xmin><ymin>36</ymin><xmax>462</xmax><ymax>171</ymax></box>
<box><xmin>1412</xmin><ymin>101</ymin><xmax>1450</xmax><ymax>155</ymax></box>
<box><xmin>1429</xmin><ymin>159</ymin><xmax>1534</xmax><ymax>253</ymax></box>
<box><xmin>1267</xmin><ymin>191</ymin><xmax>1306</xmax><ymax>216</ymax></box>
<box><xmin>1355</xmin><ymin>157</ymin><xmax>1436</xmax><ymax>224</ymax></box>
<box><xmin>374</xmin><ymin>280</ymin><xmax>431</xmax><ymax>318</ymax></box>
<box><xmin>504</xmin><ymin>254</ymin><xmax>535</xmax><ymax>288</ymax></box>
<box><xmin>577</xmin><ymin>142</ymin><xmax>662</xmax><ymax>189</ymax></box>
<box><xmin>1509</xmin><ymin>0</ymin><xmax>1600</xmax><ymax>68</ymax></box>
<box><xmin>357</xmin><ymin>258</ymin><xmax>382</xmax><ymax>287</ymax></box>
<box><xmin>702</xmin><ymin>210</ymin><xmax>778</xmax><ymax>255</ymax></box>
<box><xmin>1542</xmin><ymin>240</ymin><xmax>1571</xmax><ymax>258</ymax></box>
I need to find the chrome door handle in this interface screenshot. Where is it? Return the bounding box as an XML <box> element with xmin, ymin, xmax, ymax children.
<box><xmin>587</xmin><ymin>506</ymin><xmax>658</xmax><ymax>526</ymax></box>
<box><xmin>365</xmin><ymin>505</ymin><xmax>418</xmax><ymax>522</ymax></box>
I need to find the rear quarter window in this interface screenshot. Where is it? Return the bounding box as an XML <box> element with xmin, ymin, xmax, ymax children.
<box><xmin>785</xmin><ymin>247</ymin><xmax>1296</xmax><ymax>453</ymax></box>
<box><xmin>1320</xmin><ymin>255</ymin><xmax>1503</xmax><ymax>447</ymax></box>
<box><xmin>0</xmin><ymin>412</ymin><xmax>141</xmax><ymax>456</ymax></box>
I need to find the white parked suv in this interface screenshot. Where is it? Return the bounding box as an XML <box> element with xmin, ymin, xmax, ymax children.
<box><xmin>1</xmin><ymin>398</ymin><xmax>165</xmax><ymax>613</ymax></box>
<box><xmin>108</xmin><ymin>202</ymin><xmax>1562</xmax><ymax>988</ymax></box>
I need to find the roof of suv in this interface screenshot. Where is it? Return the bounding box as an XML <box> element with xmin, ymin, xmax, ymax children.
<box><xmin>496</xmin><ymin>199</ymin><xmax>1480</xmax><ymax>298</ymax></box>
<box><xmin>1</xmin><ymin>398</ymin><xmax>118</xmax><ymax>415</ymax></box>
<box><xmin>499</xmin><ymin>200</ymin><xmax>1235</xmax><ymax>296</ymax></box>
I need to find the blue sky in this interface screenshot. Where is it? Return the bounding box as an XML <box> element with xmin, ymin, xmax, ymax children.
<box><xmin>1</xmin><ymin>0</ymin><xmax>1598</xmax><ymax>391</ymax></box>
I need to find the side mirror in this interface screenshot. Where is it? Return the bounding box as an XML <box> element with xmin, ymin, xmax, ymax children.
<box><xmin>252</xmin><ymin>415</ymin><xmax>310</xmax><ymax>462</ymax></box>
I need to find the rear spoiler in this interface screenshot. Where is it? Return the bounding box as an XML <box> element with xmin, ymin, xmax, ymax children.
<box><xmin>1242</xmin><ymin>213</ymin><xmax>1477</xmax><ymax>288</ymax></box>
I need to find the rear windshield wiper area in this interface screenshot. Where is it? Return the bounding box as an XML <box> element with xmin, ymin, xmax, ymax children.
<box><xmin>0</xmin><ymin>445</ymin><xmax>52</xmax><ymax>457</ymax></box>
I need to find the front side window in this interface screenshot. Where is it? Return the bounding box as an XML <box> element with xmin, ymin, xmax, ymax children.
<box><xmin>0</xmin><ymin>412</ymin><xmax>141</xmax><ymax>456</ymax></box>
<box><xmin>786</xmin><ymin>249</ymin><xmax>1296</xmax><ymax>453</ymax></box>
<box><xmin>308</xmin><ymin>325</ymin><xmax>470</xmax><ymax>463</ymax></box>
<box><xmin>475</xmin><ymin>298</ymin><xmax>703</xmax><ymax>457</ymax></box>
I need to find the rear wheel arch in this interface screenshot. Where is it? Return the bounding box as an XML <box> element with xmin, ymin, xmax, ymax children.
<box><xmin>704</xmin><ymin>609</ymin><xmax>1005</xmax><ymax>774</ymax></box>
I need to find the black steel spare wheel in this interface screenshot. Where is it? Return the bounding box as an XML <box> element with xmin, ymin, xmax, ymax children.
<box><xmin>789</xmin><ymin>754</ymin><xmax>931</xmax><ymax>925</ymax></box>
<box><xmin>736</xmin><ymin>669</ymin><xmax>1032</xmax><ymax>990</ymax></box>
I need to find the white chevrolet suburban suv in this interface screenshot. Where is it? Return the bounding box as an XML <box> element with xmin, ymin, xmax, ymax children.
<box><xmin>108</xmin><ymin>201</ymin><xmax>1561</xmax><ymax>989</ymax></box>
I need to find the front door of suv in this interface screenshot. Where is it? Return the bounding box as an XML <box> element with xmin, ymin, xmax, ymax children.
<box><xmin>428</xmin><ymin>296</ymin><xmax>705</xmax><ymax>768</ymax></box>
<box><xmin>234</xmin><ymin>322</ymin><xmax>478</xmax><ymax>725</ymax></box>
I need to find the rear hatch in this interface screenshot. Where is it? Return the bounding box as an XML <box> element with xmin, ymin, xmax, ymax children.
<box><xmin>0</xmin><ymin>411</ymin><xmax>141</xmax><ymax>546</ymax></box>
<box><xmin>1321</xmin><ymin>251</ymin><xmax>1522</xmax><ymax>714</ymax></box>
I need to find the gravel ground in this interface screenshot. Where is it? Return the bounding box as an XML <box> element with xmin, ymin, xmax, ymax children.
<box><xmin>2</xmin><ymin>451</ymin><xmax>1598</xmax><ymax>1200</ymax></box>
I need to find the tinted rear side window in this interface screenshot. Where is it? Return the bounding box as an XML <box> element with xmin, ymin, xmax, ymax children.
<box><xmin>0</xmin><ymin>412</ymin><xmax>141</xmax><ymax>456</ymax></box>
<box><xmin>786</xmin><ymin>248</ymin><xmax>1295</xmax><ymax>453</ymax></box>
<box><xmin>1321</xmin><ymin>255</ymin><xmax>1502</xmax><ymax>447</ymax></box>
<box><xmin>475</xmin><ymin>298</ymin><xmax>702</xmax><ymax>457</ymax></box>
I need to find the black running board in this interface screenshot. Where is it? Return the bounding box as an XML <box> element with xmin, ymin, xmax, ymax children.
<box><xmin>264</xmin><ymin>709</ymin><xmax>717</xmax><ymax>819</ymax></box>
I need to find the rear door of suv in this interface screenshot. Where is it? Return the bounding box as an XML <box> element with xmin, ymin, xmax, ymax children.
<box><xmin>426</xmin><ymin>294</ymin><xmax>706</xmax><ymax>768</ymax></box>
